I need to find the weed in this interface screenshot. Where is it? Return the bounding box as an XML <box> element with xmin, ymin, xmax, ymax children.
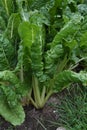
<box><xmin>50</xmin><ymin>84</ymin><xmax>87</xmax><ymax>130</ymax></box>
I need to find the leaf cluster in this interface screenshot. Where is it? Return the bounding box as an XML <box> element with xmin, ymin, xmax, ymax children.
<box><xmin>0</xmin><ymin>0</ymin><xmax>87</xmax><ymax>126</ymax></box>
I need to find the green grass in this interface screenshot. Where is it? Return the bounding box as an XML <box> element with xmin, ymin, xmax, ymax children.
<box><xmin>51</xmin><ymin>84</ymin><xmax>87</xmax><ymax>130</ymax></box>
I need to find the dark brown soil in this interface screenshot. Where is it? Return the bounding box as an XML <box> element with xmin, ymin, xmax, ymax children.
<box><xmin>0</xmin><ymin>94</ymin><xmax>60</xmax><ymax>130</ymax></box>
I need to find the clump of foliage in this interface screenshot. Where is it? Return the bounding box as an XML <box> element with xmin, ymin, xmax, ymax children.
<box><xmin>55</xmin><ymin>85</ymin><xmax>87</xmax><ymax>130</ymax></box>
<box><xmin>0</xmin><ymin>0</ymin><xmax>87</xmax><ymax>126</ymax></box>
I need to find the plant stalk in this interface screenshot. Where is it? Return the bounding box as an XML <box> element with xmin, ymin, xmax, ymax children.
<box><xmin>32</xmin><ymin>76</ymin><xmax>53</xmax><ymax>108</ymax></box>
<box><xmin>30</xmin><ymin>97</ymin><xmax>38</xmax><ymax>109</ymax></box>
<box><xmin>41</xmin><ymin>86</ymin><xmax>46</xmax><ymax>103</ymax></box>
<box><xmin>32</xmin><ymin>76</ymin><xmax>42</xmax><ymax>107</ymax></box>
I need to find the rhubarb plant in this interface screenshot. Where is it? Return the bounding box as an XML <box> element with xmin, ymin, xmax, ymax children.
<box><xmin>17</xmin><ymin>12</ymin><xmax>87</xmax><ymax>109</ymax></box>
<box><xmin>0</xmin><ymin>0</ymin><xmax>87</xmax><ymax>126</ymax></box>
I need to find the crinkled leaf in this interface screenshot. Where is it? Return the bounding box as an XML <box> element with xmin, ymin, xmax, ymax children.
<box><xmin>18</xmin><ymin>21</ymin><xmax>46</xmax><ymax>81</ymax></box>
<box><xmin>51</xmin><ymin>14</ymin><xmax>82</xmax><ymax>47</ymax></box>
<box><xmin>16</xmin><ymin>0</ymin><xmax>29</xmax><ymax>21</ymax></box>
<box><xmin>80</xmin><ymin>31</ymin><xmax>87</xmax><ymax>47</ymax></box>
<box><xmin>0</xmin><ymin>70</ymin><xmax>19</xmax><ymax>84</ymax></box>
<box><xmin>29</xmin><ymin>11</ymin><xmax>50</xmax><ymax>26</ymax></box>
<box><xmin>0</xmin><ymin>70</ymin><xmax>28</xmax><ymax>96</ymax></box>
<box><xmin>78</xmin><ymin>4</ymin><xmax>87</xmax><ymax>16</ymax></box>
<box><xmin>18</xmin><ymin>22</ymin><xmax>38</xmax><ymax>47</ymax></box>
<box><xmin>0</xmin><ymin>70</ymin><xmax>22</xmax><ymax>99</ymax></box>
<box><xmin>0</xmin><ymin>35</ymin><xmax>14</xmax><ymax>70</ymax></box>
<box><xmin>45</xmin><ymin>44</ymin><xmax>64</xmax><ymax>76</ymax></box>
<box><xmin>5</xmin><ymin>13</ymin><xmax>21</xmax><ymax>40</ymax></box>
<box><xmin>29</xmin><ymin>0</ymin><xmax>56</xmax><ymax>24</ymax></box>
<box><xmin>1</xmin><ymin>66</ymin><xmax>30</xmax><ymax>108</ymax></box>
<box><xmin>31</xmin><ymin>25</ymin><xmax>45</xmax><ymax>81</ymax></box>
<box><xmin>0</xmin><ymin>97</ymin><xmax>25</xmax><ymax>126</ymax></box>
<box><xmin>0</xmin><ymin>85</ymin><xmax>19</xmax><ymax>108</ymax></box>
<box><xmin>29</xmin><ymin>0</ymin><xmax>54</xmax><ymax>10</ymax></box>
<box><xmin>0</xmin><ymin>16</ymin><xmax>6</xmax><ymax>33</ymax></box>
<box><xmin>64</xmin><ymin>40</ymin><xmax>77</xmax><ymax>50</ymax></box>
<box><xmin>15</xmin><ymin>44</ymin><xmax>24</xmax><ymax>71</ymax></box>
<box><xmin>0</xmin><ymin>70</ymin><xmax>25</xmax><ymax>126</ymax></box>
<box><xmin>53</xmin><ymin>70</ymin><xmax>87</xmax><ymax>91</ymax></box>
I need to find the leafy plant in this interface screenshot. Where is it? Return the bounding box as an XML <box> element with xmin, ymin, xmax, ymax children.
<box><xmin>17</xmin><ymin>9</ymin><xmax>87</xmax><ymax>109</ymax></box>
<box><xmin>0</xmin><ymin>0</ymin><xmax>87</xmax><ymax>126</ymax></box>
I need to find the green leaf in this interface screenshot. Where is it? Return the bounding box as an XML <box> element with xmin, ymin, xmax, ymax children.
<box><xmin>64</xmin><ymin>40</ymin><xmax>77</xmax><ymax>50</ymax></box>
<box><xmin>0</xmin><ymin>97</ymin><xmax>25</xmax><ymax>126</ymax></box>
<box><xmin>15</xmin><ymin>44</ymin><xmax>24</xmax><ymax>71</ymax></box>
<box><xmin>29</xmin><ymin>11</ymin><xmax>50</xmax><ymax>26</ymax></box>
<box><xmin>0</xmin><ymin>34</ymin><xmax>14</xmax><ymax>70</ymax></box>
<box><xmin>0</xmin><ymin>70</ymin><xmax>26</xmax><ymax>126</ymax></box>
<box><xmin>0</xmin><ymin>70</ymin><xmax>15</xmax><ymax>81</ymax></box>
<box><xmin>0</xmin><ymin>70</ymin><xmax>29</xmax><ymax>103</ymax></box>
<box><xmin>0</xmin><ymin>16</ymin><xmax>6</xmax><ymax>33</ymax></box>
<box><xmin>18</xmin><ymin>21</ymin><xmax>38</xmax><ymax>47</ymax></box>
<box><xmin>1</xmin><ymin>0</ymin><xmax>14</xmax><ymax>16</ymax></box>
<box><xmin>51</xmin><ymin>14</ymin><xmax>82</xmax><ymax>47</ymax></box>
<box><xmin>5</xmin><ymin>13</ymin><xmax>21</xmax><ymax>40</ymax></box>
<box><xmin>29</xmin><ymin>0</ymin><xmax>54</xmax><ymax>10</ymax></box>
<box><xmin>78</xmin><ymin>4</ymin><xmax>87</xmax><ymax>16</ymax></box>
<box><xmin>16</xmin><ymin>0</ymin><xmax>29</xmax><ymax>21</ymax></box>
<box><xmin>28</xmin><ymin>0</ymin><xmax>56</xmax><ymax>24</ymax></box>
<box><xmin>80</xmin><ymin>31</ymin><xmax>87</xmax><ymax>47</ymax></box>
<box><xmin>53</xmin><ymin>70</ymin><xmax>87</xmax><ymax>91</ymax></box>
<box><xmin>45</xmin><ymin>44</ymin><xmax>64</xmax><ymax>77</ymax></box>
<box><xmin>18</xmin><ymin>21</ymin><xmax>45</xmax><ymax>81</ymax></box>
<box><xmin>0</xmin><ymin>70</ymin><xmax>20</xmax><ymax>90</ymax></box>
<box><xmin>31</xmin><ymin>24</ymin><xmax>45</xmax><ymax>81</ymax></box>
<box><xmin>0</xmin><ymin>85</ymin><xmax>19</xmax><ymax>108</ymax></box>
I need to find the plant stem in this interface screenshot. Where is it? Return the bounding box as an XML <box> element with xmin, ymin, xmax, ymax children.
<box><xmin>38</xmin><ymin>89</ymin><xmax>53</xmax><ymax>108</ymax></box>
<box><xmin>30</xmin><ymin>97</ymin><xmax>38</xmax><ymax>109</ymax></box>
<box><xmin>41</xmin><ymin>86</ymin><xmax>46</xmax><ymax>103</ymax></box>
<box><xmin>57</xmin><ymin>55</ymin><xmax>68</xmax><ymax>73</ymax></box>
<box><xmin>32</xmin><ymin>76</ymin><xmax>53</xmax><ymax>109</ymax></box>
<box><xmin>43</xmin><ymin>90</ymin><xmax>53</xmax><ymax>106</ymax></box>
<box><xmin>32</xmin><ymin>76</ymin><xmax>42</xmax><ymax>107</ymax></box>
